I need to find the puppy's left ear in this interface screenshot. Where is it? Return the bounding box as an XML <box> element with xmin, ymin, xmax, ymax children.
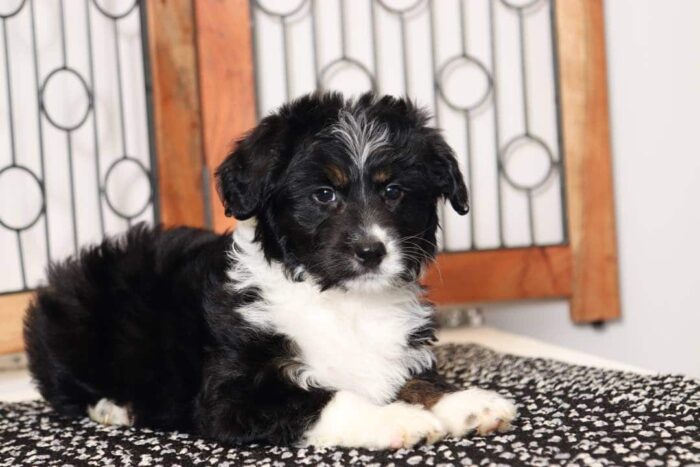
<box><xmin>215</xmin><ymin>115</ymin><xmax>285</xmax><ymax>220</ymax></box>
<box><xmin>426</xmin><ymin>133</ymin><xmax>470</xmax><ymax>215</ymax></box>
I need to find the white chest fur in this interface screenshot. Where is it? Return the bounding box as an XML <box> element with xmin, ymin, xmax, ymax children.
<box><xmin>227</xmin><ymin>223</ymin><xmax>434</xmax><ymax>404</ymax></box>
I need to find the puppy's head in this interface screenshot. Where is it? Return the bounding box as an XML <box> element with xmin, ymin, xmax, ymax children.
<box><xmin>217</xmin><ymin>92</ymin><xmax>468</xmax><ymax>291</ymax></box>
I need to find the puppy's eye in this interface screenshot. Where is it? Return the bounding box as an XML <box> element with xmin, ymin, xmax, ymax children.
<box><xmin>383</xmin><ymin>184</ymin><xmax>404</xmax><ymax>202</ymax></box>
<box><xmin>313</xmin><ymin>187</ymin><xmax>337</xmax><ymax>204</ymax></box>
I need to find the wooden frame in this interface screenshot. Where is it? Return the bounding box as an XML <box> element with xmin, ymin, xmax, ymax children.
<box><xmin>554</xmin><ymin>0</ymin><xmax>621</xmax><ymax>322</ymax></box>
<box><xmin>424</xmin><ymin>0</ymin><xmax>620</xmax><ymax>323</ymax></box>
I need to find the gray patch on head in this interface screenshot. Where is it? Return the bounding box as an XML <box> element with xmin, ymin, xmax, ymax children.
<box><xmin>331</xmin><ymin>110</ymin><xmax>390</xmax><ymax>169</ymax></box>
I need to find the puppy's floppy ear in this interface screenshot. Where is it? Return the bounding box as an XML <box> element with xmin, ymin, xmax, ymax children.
<box><xmin>215</xmin><ymin>115</ymin><xmax>285</xmax><ymax>220</ymax></box>
<box><xmin>426</xmin><ymin>133</ymin><xmax>470</xmax><ymax>215</ymax></box>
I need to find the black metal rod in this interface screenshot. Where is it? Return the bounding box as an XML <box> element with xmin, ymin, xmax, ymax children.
<box><xmin>29</xmin><ymin>0</ymin><xmax>52</xmax><ymax>262</ymax></box>
<box><xmin>310</xmin><ymin>0</ymin><xmax>320</xmax><ymax>88</ymax></box>
<box><xmin>458</xmin><ymin>0</ymin><xmax>467</xmax><ymax>55</ymax></box>
<box><xmin>65</xmin><ymin>132</ymin><xmax>80</xmax><ymax>253</ymax></box>
<box><xmin>370</xmin><ymin>0</ymin><xmax>380</xmax><ymax>86</ymax></box>
<box><xmin>339</xmin><ymin>0</ymin><xmax>348</xmax><ymax>59</ymax></box>
<box><xmin>139</xmin><ymin>0</ymin><xmax>161</xmax><ymax>227</ymax></box>
<box><xmin>15</xmin><ymin>231</ymin><xmax>27</xmax><ymax>289</ymax></box>
<box><xmin>465</xmin><ymin>115</ymin><xmax>475</xmax><ymax>249</ymax></box>
<box><xmin>489</xmin><ymin>0</ymin><xmax>505</xmax><ymax>247</ymax></box>
<box><xmin>2</xmin><ymin>19</ymin><xmax>16</xmax><ymax>166</ymax></box>
<box><xmin>85</xmin><ymin>0</ymin><xmax>106</xmax><ymax>236</ymax></box>
<box><xmin>58</xmin><ymin>0</ymin><xmax>68</xmax><ymax>67</ymax></box>
<box><xmin>517</xmin><ymin>8</ymin><xmax>530</xmax><ymax>135</ymax></box>
<box><xmin>282</xmin><ymin>20</ymin><xmax>293</xmax><ymax>100</ymax></box>
<box><xmin>549</xmin><ymin>0</ymin><xmax>569</xmax><ymax>244</ymax></box>
<box><xmin>518</xmin><ymin>8</ymin><xmax>536</xmax><ymax>244</ymax></box>
<box><xmin>113</xmin><ymin>20</ymin><xmax>128</xmax><ymax>158</ymax></box>
<box><xmin>527</xmin><ymin>189</ymin><xmax>535</xmax><ymax>245</ymax></box>
<box><xmin>399</xmin><ymin>16</ymin><xmax>410</xmax><ymax>95</ymax></box>
<box><xmin>56</xmin><ymin>0</ymin><xmax>80</xmax><ymax>252</ymax></box>
<box><xmin>460</xmin><ymin>0</ymin><xmax>475</xmax><ymax>249</ymax></box>
<box><xmin>428</xmin><ymin>0</ymin><xmax>447</xmax><ymax>250</ymax></box>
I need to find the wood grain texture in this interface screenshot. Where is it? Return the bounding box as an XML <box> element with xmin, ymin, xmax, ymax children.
<box><xmin>555</xmin><ymin>0</ymin><xmax>621</xmax><ymax>322</ymax></box>
<box><xmin>0</xmin><ymin>292</ymin><xmax>32</xmax><ymax>355</ymax></box>
<box><xmin>146</xmin><ymin>0</ymin><xmax>206</xmax><ymax>227</ymax></box>
<box><xmin>195</xmin><ymin>0</ymin><xmax>257</xmax><ymax>232</ymax></box>
<box><xmin>424</xmin><ymin>246</ymin><xmax>573</xmax><ymax>305</ymax></box>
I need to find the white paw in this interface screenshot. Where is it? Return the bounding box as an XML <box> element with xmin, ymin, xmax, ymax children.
<box><xmin>305</xmin><ymin>391</ymin><xmax>446</xmax><ymax>449</ymax></box>
<box><xmin>87</xmin><ymin>398</ymin><xmax>134</xmax><ymax>427</ymax></box>
<box><xmin>431</xmin><ymin>388</ymin><xmax>517</xmax><ymax>437</ymax></box>
<box><xmin>373</xmin><ymin>402</ymin><xmax>446</xmax><ymax>449</ymax></box>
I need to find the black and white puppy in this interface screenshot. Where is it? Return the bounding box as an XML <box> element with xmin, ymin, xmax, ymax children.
<box><xmin>24</xmin><ymin>92</ymin><xmax>516</xmax><ymax>449</ymax></box>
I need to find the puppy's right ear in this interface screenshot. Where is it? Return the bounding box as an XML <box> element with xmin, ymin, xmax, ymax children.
<box><xmin>425</xmin><ymin>132</ymin><xmax>470</xmax><ymax>215</ymax></box>
<box><xmin>215</xmin><ymin>115</ymin><xmax>285</xmax><ymax>220</ymax></box>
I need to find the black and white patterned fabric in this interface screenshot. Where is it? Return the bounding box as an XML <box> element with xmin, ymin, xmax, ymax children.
<box><xmin>1</xmin><ymin>344</ymin><xmax>698</xmax><ymax>466</ymax></box>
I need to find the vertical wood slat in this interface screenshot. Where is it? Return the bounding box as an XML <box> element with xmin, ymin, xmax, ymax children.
<box><xmin>195</xmin><ymin>0</ymin><xmax>257</xmax><ymax>232</ymax></box>
<box><xmin>145</xmin><ymin>0</ymin><xmax>206</xmax><ymax>227</ymax></box>
<box><xmin>555</xmin><ymin>0</ymin><xmax>621</xmax><ymax>323</ymax></box>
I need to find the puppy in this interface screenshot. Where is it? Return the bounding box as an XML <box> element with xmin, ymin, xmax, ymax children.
<box><xmin>24</xmin><ymin>92</ymin><xmax>516</xmax><ymax>449</ymax></box>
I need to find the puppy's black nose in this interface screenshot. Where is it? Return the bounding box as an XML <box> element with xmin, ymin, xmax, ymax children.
<box><xmin>354</xmin><ymin>241</ymin><xmax>386</xmax><ymax>269</ymax></box>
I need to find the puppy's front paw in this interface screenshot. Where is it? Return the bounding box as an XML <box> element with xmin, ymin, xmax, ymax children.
<box><xmin>431</xmin><ymin>388</ymin><xmax>516</xmax><ymax>437</ymax></box>
<box><xmin>305</xmin><ymin>392</ymin><xmax>445</xmax><ymax>449</ymax></box>
<box><xmin>377</xmin><ymin>402</ymin><xmax>447</xmax><ymax>449</ymax></box>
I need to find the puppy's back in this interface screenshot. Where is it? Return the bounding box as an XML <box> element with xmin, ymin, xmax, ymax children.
<box><xmin>24</xmin><ymin>224</ymin><xmax>231</xmax><ymax>430</ymax></box>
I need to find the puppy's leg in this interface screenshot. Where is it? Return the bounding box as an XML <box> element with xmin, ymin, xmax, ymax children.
<box><xmin>196</xmin><ymin>353</ymin><xmax>444</xmax><ymax>448</ymax></box>
<box><xmin>304</xmin><ymin>391</ymin><xmax>445</xmax><ymax>449</ymax></box>
<box><xmin>397</xmin><ymin>371</ymin><xmax>517</xmax><ymax>437</ymax></box>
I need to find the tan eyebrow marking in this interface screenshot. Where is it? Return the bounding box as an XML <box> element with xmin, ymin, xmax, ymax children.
<box><xmin>372</xmin><ymin>167</ymin><xmax>392</xmax><ymax>184</ymax></box>
<box><xmin>324</xmin><ymin>164</ymin><xmax>349</xmax><ymax>188</ymax></box>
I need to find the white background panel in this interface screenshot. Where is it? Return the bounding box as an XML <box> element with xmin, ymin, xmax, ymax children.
<box><xmin>0</xmin><ymin>0</ymin><xmax>153</xmax><ymax>293</ymax></box>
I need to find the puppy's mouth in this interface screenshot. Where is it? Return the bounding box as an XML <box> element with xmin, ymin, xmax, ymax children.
<box><xmin>304</xmin><ymin>233</ymin><xmax>409</xmax><ymax>291</ymax></box>
<box><xmin>341</xmin><ymin>252</ymin><xmax>405</xmax><ymax>291</ymax></box>
<box><xmin>342</xmin><ymin>271</ymin><xmax>397</xmax><ymax>292</ymax></box>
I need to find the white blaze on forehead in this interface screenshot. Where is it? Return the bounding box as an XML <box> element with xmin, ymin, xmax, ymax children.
<box><xmin>332</xmin><ymin>110</ymin><xmax>389</xmax><ymax>168</ymax></box>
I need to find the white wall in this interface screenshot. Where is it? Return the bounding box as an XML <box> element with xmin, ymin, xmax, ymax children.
<box><xmin>485</xmin><ymin>0</ymin><xmax>700</xmax><ymax>378</ymax></box>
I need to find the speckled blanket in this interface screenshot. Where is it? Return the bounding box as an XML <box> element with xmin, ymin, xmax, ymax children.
<box><xmin>0</xmin><ymin>344</ymin><xmax>698</xmax><ymax>466</ymax></box>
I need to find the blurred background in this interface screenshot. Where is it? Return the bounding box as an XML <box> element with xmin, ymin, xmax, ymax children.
<box><xmin>0</xmin><ymin>0</ymin><xmax>698</xmax><ymax>378</ymax></box>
